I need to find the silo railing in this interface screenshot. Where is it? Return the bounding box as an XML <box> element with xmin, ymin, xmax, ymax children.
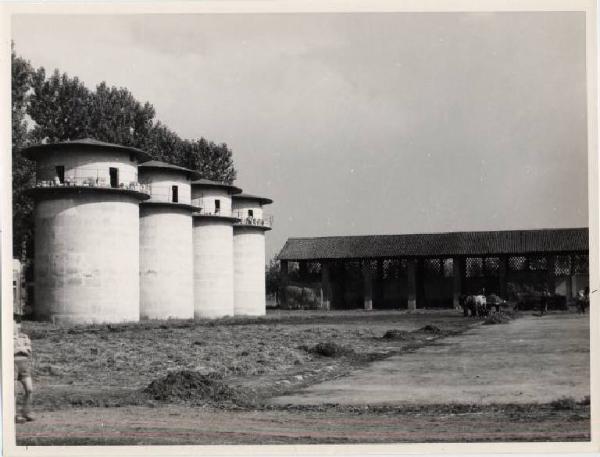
<box><xmin>233</xmin><ymin>212</ymin><xmax>273</xmax><ymax>228</ymax></box>
<box><xmin>140</xmin><ymin>187</ymin><xmax>191</xmax><ymax>205</ymax></box>
<box><xmin>191</xmin><ymin>204</ymin><xmax>235</xmax><ymax>217</ymax></box>
<box><xmin>34</xmin><ymin>166</ymin><xmax>150</xmax><ymax>194</ymax></box>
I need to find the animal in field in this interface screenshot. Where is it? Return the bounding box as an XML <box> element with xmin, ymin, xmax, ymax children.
<box><xmin>459</xmin><ymin>294</ymin><xmax>488</xmax><ymax>317</ymax></box>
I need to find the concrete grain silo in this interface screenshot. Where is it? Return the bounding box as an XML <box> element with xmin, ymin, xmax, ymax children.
<box><xmin>22</xmin><ymin>139</ymin><xmax>151</xmax><ymax>325</ymax></box>
<box><xmin>232</xmin><ymin>194</ymin><xmax>273</xmax><ymax>316</ymax></box>
<box><xmin>138</xmin><ymin>161</ymin><xmax>200</xmax><ymax>320</ymax></box>
<box><xmin>191</xmin><ymin>179</ymin><xmax>242</xmax><ymax>319</ymax></box>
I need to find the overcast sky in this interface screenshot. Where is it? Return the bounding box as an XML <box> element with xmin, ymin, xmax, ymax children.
<box><xmin>12</xmin><ymin>12</ymin><xmax>588</xmax><ymax>261</ymax></box>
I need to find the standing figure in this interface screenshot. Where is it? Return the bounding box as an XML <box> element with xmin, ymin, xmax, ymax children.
<box><xmin>578</xmin><ymin>287</ymin><xmax>590</xmax><ymax>314</ymax></box>
<box><xmin>585</xmin><ymin>286</ymin><xmax>590</xmax><ymax>313</ymax></box>
<box><xmin>14</xmin><ymin>316</ymin><xmax>34</xmax><ymax>423</ymax></box>
<box><xmin>539</xmin><ymin>288</ymin><xmax>550</xmax><ymax>316</ymax></box>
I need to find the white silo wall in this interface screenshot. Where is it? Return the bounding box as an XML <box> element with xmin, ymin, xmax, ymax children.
<box><xmin>233</xmin><ymin>227</ymin><xmax>267</xmax><ymax>316</ymax></box>
<box><xmin>33</xmin><ymin>193</ymin><xmax>140</xmax><ymax>324</ymax></box>
<box><xmin>142</xmin><ymin>169</ymin><xmax>192</xmax><ymax>204</ymax></box>
<box><xmin>193</xmin><ymin>218</ymin><xmax>235</xmax><ymax>318</ymax></box>
<box><xmin>36</xmin><ymin>148</ymin><xmax>139</xmax><ymax>185</ymax></box>
<box><xmin>232</xmin><ymin>200</ymin><xmax>264</xmax><ymax>219</ymax></box>
<box><xmin>140</xmin><ymin>206</ymin><xmax>194</xmax><ymax>320</ymax></box>
<box><xmin>191</xmin><ymin>188</ymin><xmax>232</xmax><ymax>215</ymax></box>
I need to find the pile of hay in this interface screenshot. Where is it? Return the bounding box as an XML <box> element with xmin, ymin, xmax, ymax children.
<box><xmin>415</xmin><ymin>325</ymin><xmax>443</xmax><ymax>334</ymax></box>
<box><xmin>306</xmin><ymin>341</ymin><xmax>354</xmax><ymax>357</ymax></box>
<box><xmin>143</xmin><ymin>370</ymin><xmax>251</xmax><ymax>406</ymax></box>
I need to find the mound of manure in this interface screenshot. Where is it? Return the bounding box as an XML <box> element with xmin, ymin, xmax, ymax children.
<box><xmin>143</xmin><ymin>370</ymin><xmax>250</xmax><ymax>406</ymax></box>
<box><xmin>307</xmin><ymin>342</ymin><xmax>354</xmax><ymax>357</ymax></box>
<box><xmin>382</xmin><ymin>330</ymin><xmax>413</xmax><ymax>340</ymax></box>
<box><xmin>415</xmin><ymin>325</ymin><xmax>442</xmax><ymax>334</ymax></box>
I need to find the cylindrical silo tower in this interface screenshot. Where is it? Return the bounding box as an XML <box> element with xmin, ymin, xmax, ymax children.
<box><xmin>191</xmin><ymin>179</ymin><xmax>242</xmax><ymax>319</ymax></box>
<box><xmin>138</xmin><ymin>161</ymin><xmax>200</xmax><ymax>320</ymax></box>
<box><xmin>232</xmin><ymin>193</ymin><xmax>273</xmax><ymax>316</ymax></box>
<box><xmin>22</xmin><ymin>138</ymin><xmax>151</xmax><ymax>325</ymax></box>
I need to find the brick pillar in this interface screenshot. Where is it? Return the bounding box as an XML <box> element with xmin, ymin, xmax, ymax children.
<box><xmin>407</xmin><ymin>259</ymin><xmax>417</xmax><ymax>311</ymax></box>
<box><xmin>452</xmin><ymin>256</ymin><xmax>462</xmax><ymax>308</ymax></box>
<box><xmin>416</xmin><ymin>258</ymin><xmax>425</xmax><ymax>308</ymax></box>
<box><xmin>299</xmin><ymin>260</ymin><xmax>308</xmax><ymax>281</ymax></box>
<box><xmin>320</xmin><ymin>261</ymin><xmax>331</xmax><ymax>311</ymax></box>
<box><xmin>566</xmin><ymin>255</ymin><xmax>573</xmax><ymax>301</ymax></box>
<box><xmin>376</xmin><ymin>259</ymin><xmax>384</xmax><ymax>308</ymax></box>
<box><xmin>280</xmin><ymin>260</ymin><xmax>289</xmax><ymax>308</ymax></box>
<box><xmin>499</xmin><ymin>255</ymin><xmax>508</xmax><ymax>299</ymax></box>
<box><xmin>547</xmin><ymin>255</ymin><xmax>556</xmax><ymax>294</ymax></box>
<box><xmin>362</xmin><ymin>261</ymin><xmax>373</xmax><ymax>311</ymax></box>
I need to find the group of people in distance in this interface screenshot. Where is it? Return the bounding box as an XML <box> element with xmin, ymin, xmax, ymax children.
<box><xmin>460</xmin><ymin>286</ymin><xmax>590</xmax><ymax>317</ymax></box>
<box><xmin>529</xmin><ymin>286</ymin><xmax>589</xmax><ymax>316</ymax></box>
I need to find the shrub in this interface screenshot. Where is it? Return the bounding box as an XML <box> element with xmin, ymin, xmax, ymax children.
<box><xmin>550</xmin><ymin>397</ymin><xmax>578</xmax><ymax>410</ymax></box>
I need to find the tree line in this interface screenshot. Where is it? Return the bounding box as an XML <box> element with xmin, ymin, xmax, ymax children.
<box><xmin>11</xmin><ymin>44</ymin><xmax>237</xmax><ymax>260</ymax></box>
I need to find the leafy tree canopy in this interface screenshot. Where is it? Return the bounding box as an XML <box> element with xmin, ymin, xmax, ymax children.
<box><xmin>11</xmin><ymin>44</ymin><xmax>237</xmax><ymax>258</ymax></box>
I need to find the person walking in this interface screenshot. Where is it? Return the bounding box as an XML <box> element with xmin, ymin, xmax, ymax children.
<box><xmin>14</xmin><ymin>315</ymin><xmax>34</xmax><ymax>423</ymax></box>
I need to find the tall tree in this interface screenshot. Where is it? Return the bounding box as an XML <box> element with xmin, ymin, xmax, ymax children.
<box><xmin>141</xmin><ymin>121</ymin><xmax>183</xmax><ymax>164</ymax></box>
<box><xmin>11</xmin><ymin>44</ymin><xmax>34</xmax><ymax>259</ymax></box>
<box><xmin>13</xmin><ymin>48</ymin><xmax>238</xmax><ymax>260</ymax></box>
<box><xmin>185</xmin><ymin>138</ymin><xmax>236</xmax><ymax>184</ymax></box>
<box><xmin>28</xmin><ymin>68</ymin><xmax>92</xmax><ymax>142</ymax></box>
<box><xmin>89</xmin><ymin>82</ymin><xmax>155</xmax><ymax>147</ymax></box>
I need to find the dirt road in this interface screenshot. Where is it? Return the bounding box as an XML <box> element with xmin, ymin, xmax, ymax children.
<box><xmin>271</xmin><ymin>313</ymin><xmax>589</xmax><ymax>406</ymax></box>
<box><xmin>15</xmin><ymin>403</ymin><xmax>590</xmax><ymax>445</ymax></box>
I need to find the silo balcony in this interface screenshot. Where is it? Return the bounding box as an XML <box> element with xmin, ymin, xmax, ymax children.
<box><xmin>142</xmin><ymin>188</ymin><xmax>192</xmax><ymax>205</ymax></box>
<box><xmin>191</xmin><ymin>205</ymin><xmax>235</xmax><ymax>218</ymax></box>
<box><xmin>31</xmin><ymin>167</ymin><xmax>150</xmax><ymax>198</ymax></box>
<box><xmin>233</xmin><ymin>212</ymin><xmax>273</xmax><ymax>228</ymax></box>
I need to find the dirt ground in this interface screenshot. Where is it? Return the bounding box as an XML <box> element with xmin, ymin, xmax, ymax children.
<box><xmin>272</xmin><ymin>313</ymin><xmax>590</xmax><ymax>405</ymax></box>
<box><xmin>14</xmin><ymin>309</ymin><xmax>591</xmax><ymax>445</ymax></box>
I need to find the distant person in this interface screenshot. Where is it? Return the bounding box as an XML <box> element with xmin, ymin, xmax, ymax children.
<box><xmin>578</xmin><ymin>287</ymin><xmax>590</xmax><ymax>314</ymax></box>
<box><xmin>539</xmin><ymin>288</ymin><xmax>550</xmax><ymax>316</ymax></box>
<box><xmin>585</xmin><ymin>286</ymin><xmax>590</xmax><ymax>312</ymax></box>
<box><xmin>14</xmin><ymin>315</ymin><xmax>34</xmax><ymax>423</ymax></box>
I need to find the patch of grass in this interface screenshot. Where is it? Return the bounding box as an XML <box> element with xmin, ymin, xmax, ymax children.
<box><xmin>21</xmin><ymin>310</ymin><xmax>479</xmax><ymax>411</ymax></box>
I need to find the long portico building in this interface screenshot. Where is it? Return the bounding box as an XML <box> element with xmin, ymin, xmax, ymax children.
<box><xmin>277</xmin><ymin>228</ymin><xmax>589</xmax><ymax>310</ymax></box>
